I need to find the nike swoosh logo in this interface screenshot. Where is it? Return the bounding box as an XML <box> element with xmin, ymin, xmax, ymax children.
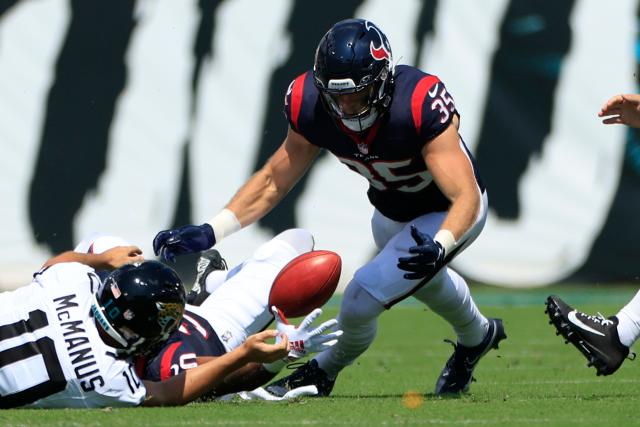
<box><xmin>567</xmin><ymin>311</ymin><xmax>605</xmax><ymax>336</ymax></box>
<box><xmin>428</xmin><ymin>83</ymin><xmax>439</xmax><ymax>98</ymax></box>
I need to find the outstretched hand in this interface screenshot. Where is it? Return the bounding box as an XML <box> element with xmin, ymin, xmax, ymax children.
<box><xmin>397</xmin><ymin>225</ymin><xmax>446</xmax><ymax>280</ymax></box>
<box><xmin>153</xmin><ymin>223</ymin><xmax>216</xmax><ymax>262</ymax></box>
<box><xmin>272</xmin><ymin>306</ymin><xmax>342</xmax><ymax>360</ymax></box>
<box><xmin>242</xmin><ymin>330</ymin><xmax>290</xmax><ymax>364</ymax></box>
<box><xmin>598</xmin><ymin>94</ymin><xmax>640</xmax><ymax>128</ymax></box>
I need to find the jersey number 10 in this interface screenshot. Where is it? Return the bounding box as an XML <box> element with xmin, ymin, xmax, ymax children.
<box><xmin>0</xmin><ymin>310</ymin><xmax>66</xmax><ymax>408</ymax></box>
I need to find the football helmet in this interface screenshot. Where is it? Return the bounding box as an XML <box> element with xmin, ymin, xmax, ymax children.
<box><xmin>314</xmin><ymin>19</ymin><xmax>394</xmax><ymax>132</ymax></box>
<box><xmin>91</xmin><ymin>260</ymin><xmax>186</xmax><ymax>356</ymax></box>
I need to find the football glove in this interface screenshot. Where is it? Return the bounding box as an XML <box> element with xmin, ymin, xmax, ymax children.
<box><xmin>153</xmin><ymin>223</ymin><xmax>216</xmax><ymax>262</ymax></box>
<box><xmin>272</xmin><ymin>306</ymin><xmax>342</xmax><ymax>360</ymax></box>
<box><xmin>397</xmin><ymin>225</ymin><xmax>446</xmax><ymax>280</ymax></box>
<box><xmin>235</xmin><ymin>385</ymin><xmax>318</xmax><ymax>401</ymax></box>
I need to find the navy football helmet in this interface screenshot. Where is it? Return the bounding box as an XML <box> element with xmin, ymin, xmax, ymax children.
<box><xmin>91</xmin><ymin>260</ymin><xmax>186</xmax><ymax>356</ymax></box>
<box><xmin>314</xmin><ymin>19</ymin><xmax>394</xmax><ymax>132</ymax></box>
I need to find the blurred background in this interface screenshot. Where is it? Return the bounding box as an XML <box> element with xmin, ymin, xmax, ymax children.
<box><xmin>1</xmin><ymin>0</ymin><xmax>639</xmax><ymax>291</ymax></box>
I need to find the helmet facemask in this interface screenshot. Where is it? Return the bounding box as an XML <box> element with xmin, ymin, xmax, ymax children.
<box><xmin>313</xmin><ymin>19</ymin><xmax>395</xmax><ymax>133</ymax></box>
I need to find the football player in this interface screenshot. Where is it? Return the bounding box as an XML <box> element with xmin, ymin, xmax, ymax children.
<box><xmin>543</xmin><ymin>93</ymin><xmax>640</xmax><ymax>376</ymax></box>
<box><xmin>77</xmin><ymin>229</ymin><xmax>342</xmax><ymax>399</ymax></box>
<box><xmin>153</xmin><ymin>18</ymin><xmax>505</xmax><ymax>396</ymax></box>
<box><xmin>0</xmin><ymin>245</ymin><xmax>290</xmax><ymax>408</ymax></box>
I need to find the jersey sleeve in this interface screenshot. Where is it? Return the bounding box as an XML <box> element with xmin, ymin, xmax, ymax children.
<box><xmin>33</xmin><ymin>262</ymin><xmax>100</xmax><ymax>295</ymax></box>
<box><xmin>410</xmin><ymin>75</ymin><xmax>458</xmax><ymax>145</ymax></box>
<box><xmin>283</xmin><ymin>71</ymin><xmax>311</xmax><ymax>134</ymax></box>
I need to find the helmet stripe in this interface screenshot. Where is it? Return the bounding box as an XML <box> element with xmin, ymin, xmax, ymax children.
<box><xmin>411</xmin><ymin>75</ymin><xmax>440</xmax><ymax>136</ymax></box>
<box><xmin>290</xmin><ymin>72</ymin><xmax>308</xmax><ymax>131</ymax></box>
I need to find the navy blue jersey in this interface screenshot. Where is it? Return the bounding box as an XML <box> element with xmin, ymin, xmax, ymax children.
<box><xmin>139</xmin><ymin>309</ymin><xmax>226</xmax><ymax>381</ymax></box>
<box><xmin>284</xmin><ymin>65</ymin><xmax>485</xmax><ymax>222</ymax></box>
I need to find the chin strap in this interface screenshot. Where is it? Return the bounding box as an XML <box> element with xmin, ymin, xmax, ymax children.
<box><xmin>341</xmin><ymin>108</ymin><xmax>379</xmax><ymax>132</ymax></box>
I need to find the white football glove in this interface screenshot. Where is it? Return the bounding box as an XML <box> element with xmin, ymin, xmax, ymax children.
<box><xmin>272</xmin><ymin>306</ymin><xmax>342</xmax><ymax>360</ymax></box>
<box><xmin>236</xmin><ymin>385</ymin><xmax>318</xmax><ymax>401</ymax></box>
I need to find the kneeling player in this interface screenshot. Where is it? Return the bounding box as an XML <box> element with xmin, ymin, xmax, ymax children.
<box><xmin>77</xmin><ymin>229</ymin><xmax>342</xmax><ymax>399</ymax></box>
<box><xmin>0</xmin><ymin>247</ymin><xmax>289</xmax><ymax>408</ymax></box>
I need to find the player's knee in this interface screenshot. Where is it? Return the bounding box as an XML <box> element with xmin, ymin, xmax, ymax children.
<box><xmin>339</xmin><ymin>280</ymin><xmax>384</xmax><ymax>325</ymax></box>
<box><xmin>273</xmin><ymin>228</ymin><xmax>315</xmax><ymax>254</ymax></box>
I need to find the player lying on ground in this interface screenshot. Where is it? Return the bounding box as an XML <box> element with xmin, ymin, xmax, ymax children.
<box><xmin>543</xmin><ymin>93</ymin><xmax>640</xmax><ymax>377</ymax></box>
<box><xmin>76</xmin><ymin>229</ymin><xmax>342</xmax><ymax>400</ymax></box>
<box><xmin>0</xmin><ymin>247</ymin><xmax>290</xmax><ymax>408</ymax></box>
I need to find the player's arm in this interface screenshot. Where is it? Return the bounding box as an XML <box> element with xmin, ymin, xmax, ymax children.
<box><xmin>225</xmin><ymin>127</ymin><xmax>320</xmax><ymax>227</ymax></box>
<box><xmin>141</xmin><ymin>330</ymin><xmax>288</xmax><ymax>407</ymax></box>
<box><xmin>153</xmin><ymin>128</ymin><xmax>320</xmax><ymax>261</ymax></box>
<box><xmin>398</xmin><ymin>117</ymin><xmax>480</xmax><ymax>280</ymax></box>
<box><xmin>422</xmin><ymin>116</ymin><xmax>481</xmax><ymax>245</ymax></box>
<box><xmin>41</xmin><ymin>246</ymin><xmax>144</xmax><ymax>270</ymax></box>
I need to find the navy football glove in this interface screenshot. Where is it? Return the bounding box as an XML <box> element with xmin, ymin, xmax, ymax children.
<box><xmin>153</xmin><ymin>223</ymin><xmax>216</xmax><ymax>262</ymax></box>
<box><xmin>397</xmin><ymin>225</ymin><xmax>446</xmax><ymax>280</ymax></box>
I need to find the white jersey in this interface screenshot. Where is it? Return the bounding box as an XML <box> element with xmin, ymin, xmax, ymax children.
<box><xmin>0</xmin><ymin>262</ymin><xmax>146</xmax><ymax>408</ymax></box>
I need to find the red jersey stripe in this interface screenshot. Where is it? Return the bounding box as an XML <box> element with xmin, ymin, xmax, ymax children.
<box><xmin>160</xmin><ymin>341</ymin><xmax>181</xmax><ymax>380</ymax></box>
<box><xmin>291</xmin><ymin>72</ymin><xmax>308</xmax><ymax>131</ymax></box>
<box><xmin>411</xmin><ymin>75</ymin><xmax>440</xmax><ymax>136</ymax></box>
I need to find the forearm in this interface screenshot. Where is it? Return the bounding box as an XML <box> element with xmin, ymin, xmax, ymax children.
<box><xmin>143</xmin><ymin>346</ymin><xmax>252</xmax><ymax>406</ymax></box>
<box><xmin>225</xmin><ymin>166</ymin><xmax>288</xmax><ymax>228</ymax></box>
<box><xmin>438</xmin><ymin>188</ymin><xmax>480</xmax><ymax>241</ymax></box>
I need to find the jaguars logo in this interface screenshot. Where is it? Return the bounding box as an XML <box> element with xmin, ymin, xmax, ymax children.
<box><xmin>156</xmin><ymin>302</ymin><xmax>185</xmax><ymax>332</ymax></box>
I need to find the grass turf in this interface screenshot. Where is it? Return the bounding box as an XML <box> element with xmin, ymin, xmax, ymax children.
<box><xmin>3</xmin><ymin>285</ymin><xmax>640</xmax><ymax>426</ymax></box>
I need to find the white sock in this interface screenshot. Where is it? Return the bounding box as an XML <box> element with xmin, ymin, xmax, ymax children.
<box><xmin>315</xmin><ymin>281</ymin><xmax>384</xmax><ymax>378</ymax></box>
<box><xmin>616</xmin><ymin>290</ymin><xmax>640</xmax><ymax>348</ymax></box>
<box><xmin>413</xmin><ymin>268</ymin><xmax>489</xmax><ymax>347</ymax></box>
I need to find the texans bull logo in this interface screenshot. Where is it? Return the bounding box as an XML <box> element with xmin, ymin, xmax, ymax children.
<box><xmin>366</xmin><ymin>20</ymin><xmax>391</xmax><ymax>61</ymax></box>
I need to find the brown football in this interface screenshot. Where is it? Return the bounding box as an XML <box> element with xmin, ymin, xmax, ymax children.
<box><xmin>268</xmin><ymin>250</ymin><xmax>342</xmax><ymax>318</ymax></box>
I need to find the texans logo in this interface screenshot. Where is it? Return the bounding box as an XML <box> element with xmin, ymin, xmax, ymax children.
<box><xmin>366</xmin><ymin>21</ymin><xmax>390</xmax><ymax>61</ymax></box>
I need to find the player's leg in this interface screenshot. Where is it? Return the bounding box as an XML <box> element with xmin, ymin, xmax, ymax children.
<box><xmin>265</xmin><ymin>278</ymin><xmax>384</xmax><ymax>396</ymax></box>
<box><xmin>195</xmin><ymin>229</ymin><xmax>314</xmax><ymax>352</ymax></box>
<box><xmin>413</xmin><ymin>268</ymin><xmax>489</xmax><ymax>347</ymax></box>
<box><xmin>615</xmin><ymin>290</ymin><xmax>640</xmax><ymax>348</ymax></box>
<box><xmin>413</xmin><ymin>267</ymin><xmax>505</xmax><ymax>394</ymax></box>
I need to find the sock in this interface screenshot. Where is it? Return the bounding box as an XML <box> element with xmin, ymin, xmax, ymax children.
<box><xmin>413</xmin><ymin>268</ymin><xmax>489</xmax><ymax>347</ymax></box>
<box><xmin>315</xmin><ymin>281</ymin><xmax>384</xmax><ymax>378</ymax></box>
<box><xmin>616</xmin><ymin>290</ymin><xmax>640</xmax><ymax>348</ymax></box>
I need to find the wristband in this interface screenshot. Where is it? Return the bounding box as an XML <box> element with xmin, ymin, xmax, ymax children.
<box><xmin>206</xmin><ymin>209</ymin><xmax>241</xmax><ymax>243</ymax></box>
<box><xmin>434</xmin><ymin>229</ymin><xmax>456</xmax><ymax>257</ymax></box>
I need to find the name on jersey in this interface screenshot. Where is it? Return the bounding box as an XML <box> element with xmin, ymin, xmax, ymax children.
<box><xmin>53</xmin><ymin>294</ymin><xmax>105</xmax><ymax>392</ymax></box>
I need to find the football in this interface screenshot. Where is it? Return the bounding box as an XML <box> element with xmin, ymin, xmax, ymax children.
<box><xmin>269</xmin><ymin>250</ymin><xmax>342</xmax><ymax>318</ymax></box>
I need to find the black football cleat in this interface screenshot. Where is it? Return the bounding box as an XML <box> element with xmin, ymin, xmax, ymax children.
<box><xmin>265</xmin><ymin>359</ymin><xmax>335</xmax><ymax>397</ymax></box>
<box><xmin>545</xmin><ymin>295</ymin><xmax>631</xmax><ymax>376</ymax></box>
<box><xmin>186</xmin><ymin>249</ymin><xmax>228</xmax><ymax>306</ymax></box>
<box><xmin>435</xmin><ymin>318</ymin><xmax>506</xmax><ymax>395</ymax></box>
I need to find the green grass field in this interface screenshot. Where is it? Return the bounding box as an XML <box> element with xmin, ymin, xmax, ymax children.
<box><xmin>3</xmin><ymin>285</ymin><xmax>640</xmax><ymax>426</ymax></box>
